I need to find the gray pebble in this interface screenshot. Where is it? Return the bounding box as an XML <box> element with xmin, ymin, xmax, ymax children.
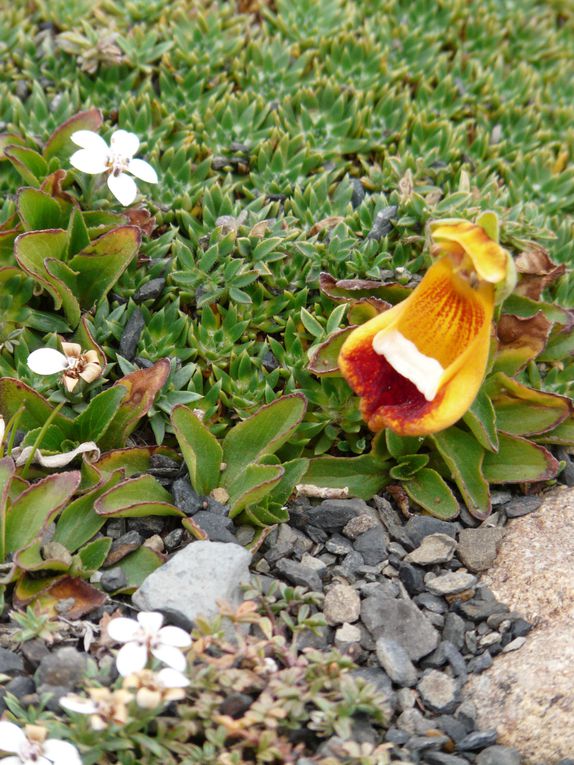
<box><xmin>457</xmin><ymin>729</ymin><xmax>498</xmax><ymax>751</ymax></box>
<box><xmin>275</xmin><ymin>559</ymin><xmax>323</xmax><ymax>592</ymax></box>
<box><xmin>468</xmin><ymin>651</ymin><xmax>493</xmax><ymax>674</ymax></box>
<box><xmin>476</xmin><ymin>746</ymin><xmax>522</xmax><ymax>765</ymax></box>
<box><xmin>443</xmin><ymin>612</ymin><xmax>466</xmax><ymax>650</ymax></box>
<box><xmin>323</xmin><ymin>584</ymin><xmax>361</xmax><ymax>625</ymax></box>
<box><xmin>100</xmin><ymin>566</ymin><xmax>128</xmax><ymax>592</ymax></box>
<box><xmin>0</xmin><ymin>647</ymin><xmax>24</xmax><ymax>675</ymax></box>
<box><xmin>405</xmin><ymin>516</ymin><xmax>457</xmax><ymax>547</ymax></box>
<box><xmin>133</xmin><ymin>277</ymin><xmax>166</xmax><ymax>303</ymax></box>
<box><xmin>119</xmin><ymin>308</ymin><xmax>145</xmax><ymax>360</ymax></box>
<box><xmin>376</xmin><ymin>637</ymin><xmax>418</xmax><ymax>686</ymax></box>
<box><xmin>353</xmin><ymin>526</ymin><xmax>388</xmax><ymax>565</ymax></box>
<box><xmin>417</xmin><ymin>669</ymin><xmax>459</xmax><ymax>713</ymax></box>
<box><xmin>405</xmin><ymin>534</ymin><xmax>457</xmax><ymax>565</ymax></box>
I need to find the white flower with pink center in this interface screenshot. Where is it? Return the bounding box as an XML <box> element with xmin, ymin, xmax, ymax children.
<box><xmin>0</xmin><ymin>722</ymin><xmax>81</xmax><ymax>765</ymax></box>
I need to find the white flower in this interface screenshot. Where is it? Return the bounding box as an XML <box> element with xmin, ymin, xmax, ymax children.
<box><xmin>106</xmin><ymin>611</ymin><xmax>191</xmax><ymax>676</ymax></box>
<box><xmin>0</xmin><ymin>722</ymin><xmax>81</xmax><ymax>765</ymax></box>
<box><xmin>27</xmin><ymin>343</ymin><xmax>102</xmax><ymax>393</ymax></box>
<box><xmin>123</xmin><ymin>667</ymin><xmax>189</xmax><ymax>709</ymax></box>
<box><xmin>69</xmin><ymin>129</ymin><xmax>158</xmax><ymax>206</ymax></box>
<box><xmin>60</xmin><ymin>688</ymin><xmax>133</xmax><ymax>731</ymax></box>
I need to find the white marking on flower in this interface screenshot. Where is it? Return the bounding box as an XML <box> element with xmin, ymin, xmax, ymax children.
<box><xmin>372</xmin><ymin>328</ymin><xmax>444</xmax><ymax>402</ymax></box>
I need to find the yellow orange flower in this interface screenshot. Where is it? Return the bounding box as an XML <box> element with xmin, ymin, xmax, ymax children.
<box><xmin>338</xmin><ymin>217</ymin><xmax>513</xmax><ymax>436</ymax></box>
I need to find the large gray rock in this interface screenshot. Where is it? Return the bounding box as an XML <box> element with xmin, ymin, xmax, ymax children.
<box><xmin>361</xmin><ymin>595</ymin><xmax>439</xmax><ymax>660</ymax></box>
<box><xmin>133</xmin><ymin>541</ymin><xmax>251</xmax><ymax>630</ymax></box>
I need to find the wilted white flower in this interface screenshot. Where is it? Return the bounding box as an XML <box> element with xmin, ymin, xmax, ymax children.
<box><xmin>106</xmin><ymin>611</ymin><xmax>191</xmax><ymax>676</ymax></box>
<box><xmin>27</xmin><ymin>342</ymin><xmax>102</xmax><ymax>393</ymax></box>
<box><xmin>0</xmin><ymin>721</ymin><xmax>81</xmax><ymax>765</ymax></box>
<box><xmin>69</xmin><ymin>129</ymin><xmax>158</xmax><ymax>206</ymax></box>
<box><xmin>60</xmin><ymin>688</ymin><xmax>133</xmax><ymax>731</ymax></box>
<box><xmin>123</xmin><ymin>667</ymin><xmax>189</xmax><ymax>709</ymax></box>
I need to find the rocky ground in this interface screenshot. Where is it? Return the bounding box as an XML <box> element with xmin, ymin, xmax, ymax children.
<box><xmin>1</xmin><ymin>464</ymin><xmax>573</xmax><ymax>765</ymax></box>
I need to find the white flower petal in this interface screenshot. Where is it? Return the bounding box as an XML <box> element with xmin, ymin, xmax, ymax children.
<box><xmin>59</xmin><ymin>695</ymin><xmax>98</xmax><ymax>715</ymax></box>
<box><xmin>372</xmin><ymin>328</ymin><xmax>444</xmax><ymax>402</ymax></box>
<box><xmin>107</xmin><ymin>172</ymin><xmax>138</xmax><ymax>206</ymax></box>
<box><xmin>110</xmin><ymin>130</ymin><xmax>140</xmax><ymax>158</ymax></box>
<box><xmin>0</xmin><ymin>721</ymin><xmax>26</xmax><ymax>753</ymax></box>
<box><xmin>33</xmin><ymin>758</ymin><xmax>51</xmax><ymax>765</ymax></box>
<box><xmin>106</xmin><ymin>616</ymin><xmax>141</xmax><ymax>643</ymax></box>
<box><xmin>127</xmin><ymin>158</ymin><xmax>158</xmax><ymax>184</ymax></box>
<box><xmin>151</xmin><ymin>643</ymin><xmax>186</xmax><ymax>672</ymax></box>
<box><xmin>27</xmin><ymin>348</ymin><xmax>69</xmax><ymax>375</ymax></box>
<box><xmin>71</xmin><ymin>130</ymin><xmax>109</xmax><ymax>154</ymax></box>
<box><xmin>157</xmin><ymin>667</ymin><xmax>190</xmax><ymax>689</ymax></box>
<box><xmin>116</xmin><ymin>641</ymin><xmax>148</xmax><ymax>676</ymax></box>
<box><xmin>0</xmin><ymin>757</ymin><xmax>24</xmax><ymax>765</ymax></box>
<box><xmin>70</xmin><ymin>148</ymin><xmax>108</xmax><ymax>175</ymax></box>
<box><xmin>137</xmin><ymin>611</ymin><xmax>163</xmax><ymax>634</ymax></box>
<box><xmin>158</xmin><ymin>625</ymin><xmax>191</xmax><ymax>648</ymax></box>
<box><xmin>43</xmin><ymin>739</ymin><xmax>82</xmax><ymax>765</ymax></box>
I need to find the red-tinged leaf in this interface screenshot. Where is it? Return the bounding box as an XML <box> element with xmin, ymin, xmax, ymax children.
<box><xmin>94</xmin><ymin>474</ymin><xmax>184</xmax><ymax>518</ymax></box>
<box><xmin>319</xmin><ymin>271</ymin><xmax>409</xmax><ymax>305</ymax></box>
<box><xmin>4</xmin><ymin>145</ymin><xmax>47</xmax><ymax>184</ymax></box>
<box><xmin>302</xmin><ymin>454</ymin><xmax>388</xmax><ymax>500</ymax></box>
<box><xmin>43</xmin><ymin>108</ymin><xmax>103</xmax><ymax>161</ymax></box>
<box><xmin>99</xmin><ymin>359</ymin><xmax>171</xmax><ymax>450</ymax></box>
<box><xmin>463</xmin><ymin>389</ymin><xmax>499</xmax><ymax>452</ymax></box>
<box><xmin>403</xmin><ymin>468</ymin><xmax>460</xmax><ymax>520</ymax></box>
<box><xmin>482</xmin><ymin>433</ymin><xmax>560</xmax><ymax>483</ymax></box>
<box><xmin>0</xmin><ymin>458</ymin><xmax>16</xmax><ymax>562</ymax></box>
<box><xmin>0</xmin><ymin>378</ymin><xmax>74</xmax><ymax>435</ymax></box>
<box><xmin>14</xmin><ymin>542</ymin><xmax>71</xmax><ymax>573</ymax></box>
<box><xmin>494</xmin><ymin>311</ymin><xmax>552</xmax><ymax>375</ymax></box>
<box><xmin>13</xmin><ymin>575</ymin><xmax>106</xmax><ymax>616</ymax></box>
<box><xmin>112</xmin><ymin>547</ymin><xmax>165</xmax><ymax>595</ymax></box>
<box><xmin>0</xmin><ymin>133</ymin><xmax>27</xmax><ymax>160</ymax></box>
<box><xmin>308</xmin><ymin>327</ymin><xmax>354</xmax><ymax>375</ymax></box>
<box><xmin>171</xmin><ymin>405</ymin><xmax>222</xmax><ymax>496</ymax></box>
<box><xmin>534</xmin><ymin>415</ymin><xmax>574</xmax><ymax>446</ymax></box>
<box><xmin>5</xmin><ymin>471</ymin><xmax>81</xmax><ymax>552</ymax></box>
<box><xmin>68</xmin><ymin>225</ymin><xmax>141</xmax><ymax>310</ymax></box>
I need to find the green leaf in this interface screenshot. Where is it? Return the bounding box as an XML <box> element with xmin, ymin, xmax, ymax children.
<box><xmin>112</xmin><ymin>547</ymin><xmax>164</xmax><ymax>594</ymax></box>
<box><xmin>0</xmin><ymin>133</ymin><xmax>27</xmax><ymax>160</ymax></box>
<box><xmin>5</xmin><ymin>471</ymin><xmax>81</xmax><ymax>553</ymax></box>
<box><xmin>4</xmin><ymin>146</ymin><xmax>47</xmax><ymax>184</ymax></box>
<box><xmin>268</xmin><ymin>458</ymin><xmax>309</xmax><ymax>506</ymax></box>
<box><xmin>0</xmin><ymin>379</ymin><xmax>74</xmax><ymax>435</ymax></box>
<box><xmin>68</xmin><ymin>226</ymin><xmax>141</xmax><ymax>309</ymax></box>
<box><xmin>403</xmin><ymin>468</ymin><xmax>460</xmax><ymax>520</ymax></box>
<box><xmin>307</xmin><ymin>327</ymin><xmax>353</xmax><ymax>375</ymax></box>
<box><xmin>67</xmin><ymin>208</ymin><xmax>91</xmax><ymax>257</ymax></box>
<box><xmin>21</xmin><ymin>424</ymin><xmax>68</xmax><ymax>451</ymax></box>
<box><xmin>227</xmin><ymin>464</ymin><xmax>284</xmax><ymax>518</ymax></box>
<box><xmin>14</xmin><ymin>542</ymin><xmax>71</xmax><ymax>573</ymax></box>
<box><xmin>485</xmin><ymin>372</ymin><xmax>571</xmax><ymax>436</ymax></box>
<box><xmin>94</xmin><ymin>475</ymin><xmax>184</xmax><ymax>518</ymax></box>
<box><xmin>482</xmin><ymin>433</ymin><xmax>560</xmax><ymax>483</ymax></box>
<box><xmin>43</xmin><ymin>108</ymin><xmax>103</xmax><ymax>161</ymax></box>
<box><xmin>0</xmin><ymin>458</ymin><xmax>16</xmax><ymax>563</ymax></box>
<box><xmin>300</xmin><ymin>307</ymin><xmax>324</xmax><ymax>337</ymax></box>
<box><xmin>431</xmin><ymin>427</ymin><xmax>490</xmax><ymax>519</ymax></box>
<box><xmin>385</xmin><ymin>430</ymin><xmax>424</xmax><ymax>458</ymax></box>
<box><xmin>222</xmin><ymin>394</ymin><xmax>307</xmax><ymax>486</ymax></box>
<box><xmin>76</xmin><ymin>537</ymin><xmax>113</xmax><ymax>572</ymax></box>
<box><xmin>74</xmin><ymin>387</ymin><xmax>128</xmax><ymax>443</ymax></box>
<box><xmin>463</xmin><ymin>389</ymin><xmax>499</xmax><ymax>452</ymax></box>
<box><xmin>534</xmin><ymin>415</ymin><xmax>574</xmax><ymax>446</ymax></box>
<box><xmin>17</xmin><ymin>188</ymin><xmax>66</xmax><ymax>231</ymax></box>
<box><xmin>171</xmin><ymin>405</ymin><xmax>222</xmax><ymax>496</ymax></box>
<box><xmin>389</xmin><ymin>453</ymin><xmax>429</xmax><ymax>480</ymax></box>
<box><xmin>476</xmin><ymin>210</ymin><xmax>499</xmax><ymax>242</ymax></box>
<box><xmin>302</xmin><ymin>454</ymin><xmax>388</xmax><ymax>500</ymax></box>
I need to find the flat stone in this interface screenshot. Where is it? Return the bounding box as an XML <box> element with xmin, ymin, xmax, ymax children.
<box><xmin>323</xmin><ymin>584</ymin><xmax>361</xmax><ymax>625</ymax></box>
<box><xmin>405</xmin><ymin>516</ymin><xmax>457</xmax><ymax>547</ymax></box>
<box><xmin>100</xmin><ymin>566</ymin><xmax>128</xmax><ymax>592</ymax></box>
<box><xmin>335</xmin><ymin>623</ymin><xmax>362</xmax><ymax>645</ymax></box>
<box><xmin>119</xmin><ymin>308</ymin><xmax>145</xmax><ymax>360</ymax></box>
<box><xmin>171</xmin><ymin>478</ymin><xmax>204</xmax><ymax>516</ymax></box>
<box><xmin>442</xmin><ymin>612</ymin><xmax>466</xmax><ymax>650</ymax></box>
<box><xmin>476</xmin><ymin>746</ymin><xmax>522</xmax><ymax>765</ymax></box>
<box><xmin>405</xmin><ymin>533</ymin><xmax>457</xmax><ymax>565</ymax></box>
<box><xmin>501</xmin><ymin>636</ymin><xmax>526</xmax><ymax>653</ymax></box>
<box><xmin>374</xmin><ymin>496</ymin><xmax>414</xmax><ymax>549</ymax></box>
<box><xmin>133</xmin><ymin>541</ymin><xmax>251</xmax><ymax>629</ymax></box>
<box><xmin>361</xmin><ymin>595</ymin><xmax>439</xmax><ymax>661</ymax></box>
<box><xmin>0</xmin><ymin>647</ymin><xmax>24</xmax><ymax>675</ymax></box>
<box><xmin>425</xmin><ymin>754</ymin><xmax>470</xmax><ymax>765</ymax></box>
<box><xmin>375</xmin><ymin>637</ymin><xmax>418</xmax><ymax>686</ymax></box>
<box><xmin>457</xmin><ymin>730</ymin><xmax>498</xmax><ymax>751</ymax></box>
<box><xmin>274</xmin><ymin>558</ymin><xmax>323</xmax><ymax>592</ymax></box>
<box><xmin>352</xmin><ymin>526</ymin><xmax>388</xmax><ymax>565</ymax></box>
<box><xmin>465</xmin><ymin>487</ymin><xmax>574</xmax><ymax>763</ymax></box>
<box><xmin>426</xmin><ymin>571</ymin><xmax>477</xmax><ymax>596</ymax></box>
<box><xmin>306</xmin><ymin>498</ymin><xmax>367</xmax><ymax>530</ymax></box>
<box><xmin>36</xmin><ymin>647</ymin><xmax>87</xmax><ymax>690</ymax></box>
<box><xmin>133</xmin><ymin>277</ymin><xmax>166</xmax><ymax>303</ymax></box>
<box><xmin>342</xmin><ymin>514</ymin><xmax>378</xmax><ymax>539</ymax></box>
<box><xmin>417</xmin><ymin>669</ymin><xmax>459</xmax><ymax>713</ymax></box>
<box><xmin>504</xmin><ymin>495</ymin><xmax>542</xmax><ymax>518</ymax></box>
<box><xmin>191</xmin><ymin>511</ymin><xmax>237</xmax><ymax>543</ymax></box>
<box><xmin>398</xmin><ymin>562</ymin><xmax>425</xmax><ymax>595</ymax></box>
<box><xmin>457</xmin><ymin>527</ymin><xmax>506</xmax><ymax>572</ymax></box>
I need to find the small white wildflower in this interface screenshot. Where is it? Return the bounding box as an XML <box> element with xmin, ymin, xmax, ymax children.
<box><xmin>69</xmin><ymin>129</ymin><xmax>158</xmax><ymax>206</ymax></box>
<box><xmin>106</xmin><ymin>611</ymin><xmax>191</xmax><ymax>676</ymax></box>
<box><xmin>123</xmin><ymin>667</ymin><xmax>189</xmax><ymax>709</ymax></box>
<box><xmin>27</xmin><ymin>342</ymin><xmax>102</xmax><ymax>393</ymax></box>
<box><xmin>60</xmin><ymin>688</ymin><xmax>133</xmax><ymax>731</ymax></box>
<box><xmin>0</xmin><ymin>721</ymin><xmax>81</xmax><ymax>765</ymax></box>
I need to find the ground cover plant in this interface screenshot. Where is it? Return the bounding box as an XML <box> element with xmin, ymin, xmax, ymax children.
<box><xmin>0</xmin><ymin>0</ymin><xmax>573</xmax><ymax>762</ymax></box>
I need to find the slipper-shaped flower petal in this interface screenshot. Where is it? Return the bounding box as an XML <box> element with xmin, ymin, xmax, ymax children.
<box><xmin>339</xmin><ymin>216</ymin><xmax>514</xmax><ymax>436</ymax></box>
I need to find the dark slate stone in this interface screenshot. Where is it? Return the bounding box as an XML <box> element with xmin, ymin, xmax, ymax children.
<box><xmin>374</xmin><ymin>496</ymin><xmax>414</xmax><ymax>550</ymax></box>
<box><xmin>101</xmin><ymin>566</ymin><xmax>128</xmax><ymax>592</ymax></box>
<box><xmin>467</xmin><ymin>652</ymin><xmax>493</xmax><ymax>674</ymax></box>
<box><xmin>274</xmin><ymin>559</ymin><xmax>323</xmax><ymax>592</ymax></box>
<box><xmin>0</xmin><ymin>648</ymin><xmax>24</xmax><ymax>675</ymax></box>
<box><xmin>511</xmin><ymin>618</ymin><xmax>532</xmax><ymax>638</ymax></box>
<box><xmin>414</xmin><ymin>592</ymin><xmax>447</xmax><ymax>614</ymax></box>
<box><xmin>219</xmin><ymin>692</ymin><xmax>253</xmax><ymax>718</ymax></box>
<box><xmin>367</xmin><ymin>206</ymin><xmax>398</xmax><ymax>240</ymax></box>
<box><xmin>306</xmin><ymin>499</ymin><xmax>366</xmax><ymax>530</ymax></box>
<box><xmin>399</xmin><ymin>562</ymin><xmax>425</xmax><ymax>595</ymax></box>
<box><xmin>408</xmin><ymin>734</ymin><xmax>450</xmax><ymax>752</ymax></box>
<box><xmin>192</xmin><ymin>511</ymin><xmax>237</xmax><ymax>544</ymax></box>
<box><xmin>384</xmin><ymin>727</ymin><xmax>409</xmax><ymax>745</ymax></box>
<box><xmin>133</xmin><ymin>277</ymin><xmax>166</xmax><ymax>304</ymax></box>
<box><xmin>20</xmin><ymin>639</ymin><xmax>50</xmax><ymax>668</ymax></box>
<box><xmin>405</xmin><ymin>516</ymin><xmax>457</xmax><ymax>548</ymax></box>
<box><xmin>127</xmin><ymin>516</ymin><xmax>165</xmax><ymax>537</ymax></box>
<box><xmin>5</xmin><ymin>675</ymin><xmax>35</xmax><ymax>698</ymax></box>
<box><xmin>111</xmin><ymin>530</ymin><xmax>143</xmax><ymax>549</ymax></box>
<box><xmin>36</xmin><ymin>647</ymin><xmax>87</xmax><ymax>690</ymax></box>
<box><xmin>163</xmin><ymin>527</ymin><xmax>184</xmax><ymax>551</ymax></box>
<box><xmin>376</xmin><ymin>637</ymin><xmax>418</xmax><ymax>686</ymax></box>
<box><xmin>476</xmin><ymin>745</ymin><xmax>522</xmax><ymax>765</ymax></box>
<box><xmin>148</xmin><ymin>454</ymin><xmax>181</xmax><ymax>478</ymax></box>
<box><xmin>361</xmin><ymin>595</ymin><xmax>439</xmax><ymax>661</ymax></box>
<box><xmin>171</xmin><ymin>478</ymin><xmax>204</xmax><ymax>516</ymax></box>
<box><xmin>350</xmin><ymin>178</ymin><xmax>366</xmax><ymax>208</ymax></box>
<box><xmin>442</xmin><ymin>612</ymin><xmax>466</xmax><ymax>650</ymax></box>
<box><xmin>456</xmin><ymin>599</ymin><xmax>509</xmax><ymax>622</ymax></box>
<box><xmin>504</xmin><ymin>495</ymin><xmax>542</xmax><ymax>518</ymax></box>
<box><xmin>119</xmin><ymin>308</ymin><xmax>145</xmax><ymax>360</ymax></box>
<box><xmin>325</xmin><ymin>533</ymin><xmax>354</xmax><ymax>555</ymax></box>
<box><xmin>353</xmin><ymin>526</ymin><xmax>388</xmax><ymax>565</ymax></box>
<box><xmin>424</xmin><ymin>754</ymin><xmax>471</xmax><ymax>765</ymax></box>
<box><xmin>434</xmin><ymin>715</ymin><xmax>469</xmax><ymax>744</ymax></box>
<box><xmin>457</xmin><ymin>730</ymin><xmax>498</xmax><ymax>751</ymax></box>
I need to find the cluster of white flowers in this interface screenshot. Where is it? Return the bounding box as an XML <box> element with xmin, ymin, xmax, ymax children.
<box><xmin>0</xmin><ymin>722</ymin><xmax>81</xmax><ymax>765</ymax></box>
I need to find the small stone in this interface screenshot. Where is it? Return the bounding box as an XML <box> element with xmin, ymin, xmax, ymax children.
<box><xmin>339</xmin><ymin>551</ymin><xmax>365</xmax><ymax>577</ymax></box>
<box><xmin>335</xmin><ymin>623</ymin><xmax>362</xmax><ymax>646</ymax></box>
<box><xmin>426</xmin><ymin>571</ymin><xmax>477</xmax><ymax>596</ymax></box>
<box><xmin>163</xmin><ymin>528</ymin><xmax>184</xmax><ymax>551</ymax></box>
<box><xmin>342</xmin><ymin>514</ymin><xmax>377</xmax><ymax>539</ymax></box>
<box><xmin>325</xmin><ymin>533</ymin><xmax>354</xmax><ymax>555</ymax></box>
<box><xmin>434</xmin><ymin>714</ymin><xmax>469</xmax><ymax>744</ymax></box>
<box><xmin>171</xmin><ymin>478</ymin><xmax>204</xmax><ymax>516</ymax></box>
<box><xmin>417</xmin><ymin>669</ymin><xmax>459</xmax><ymax>713</ymax></box>
<box><xmin>367</xmin><ymin>205</ymin><xmax>398</xmax><ymax>240</ymax></box>
<box><xmin>133</xmin><ymin>277</ymin><xmax>166</xmax><ymax>303</ymax></box>
<box><xmin>398</xmin><ymin>562</ymin><xmax>425</xmax><ymax>595</ymax></box>
<box><xmin>300</xmin><ymin>553</ymin><xmax>327</xmax><ymax>574</ymax></box>
<box><xmin>265</xmin><ymin>524</ymin><xmax>307</xmax><ymax>564</ymax></box>
<box><xmin>457</xmin><ymin>528</ymin><xmax>506</xmax><ymax>572</ymax></box>
<box><xmin>100</xmin><ymin>566</ymin><xmax>128</xmax><ymax>592</ymax></box>
<box><xmin>395</xmin><ymin>687</ymin><xmax>416</xmax><ymax>711</ymax></box>
<box><xmin>307</xmin><ymin>498</ymin><xmax>367</xmax><ymax>530</ymax></box>
<box><xmin>478</xmin><ymin>632</ymin><xmax>501</xmax><ymax>649</ymax></box>
<box><xmin>504</xmin><ymin>495</ymin><xmax>542</xmax><ymax>518</ymax></box>
<box><xmin>491</xmin><ymin>490</ymin><xmax>513</xmax><ymax>506</ymax></box>
<box><xmin>425</xmin><ymin>754</ymin><xmax>470</xmax><ymax>765</ymax></box>
<box><xmin>510</xmin><ymin>618</ymin><xmax>531</xmax><ymax>638</ymax></box>
<box><xmin>457</xmin><ymin>599</ymin><xmax>509</xmax><ymax>622</ymax></box>
<box><xmin>405</xmin><ymin>516</ymin><xmax>457</xmax><ymax>547</ymax></box>
<box><xmin>149</xmin><ymin>454</ymin><xmax>181</xmax><ymax>477</ymax></box>
<box><xmin>323</xmin><ymin>584</ymin><xmax>361</xmax><ymax>625</ymax></box>
<box><xmin>0</xmin><ymin>647</ymin><xmax>24</xmax><ymax>674</ymax></box>
<box><xmin>396</xmin><ymin>708</ymin><xmax>436</xmax><ymax>734</ymax></box>
<box><xmin>37</xmin><ymin>647</ymin><xmax>87</xmax><ymax>691</ymax></box>
<box><xmin>467</xmin><ymin>652</ymin><xmax>493</xmax><ymax>674</ymax></box>
<box><xmin>405</xmin><ymin>534</ymin><xmax>457</xmax><ymax>566</ymax></box>
<box><xmin>415</xmin><ymin>592</ymin><xmax>447</xmax><ymax>613</ymax></box>
<box><xmin>476</xmin><ymin>746</ymin><xmax>521</xmax><ymax>765</ymax></box>
<box><xmin>442</xmin><ymin>613</ymin><xmax>466</xmax><ymax>650</ymax></box>
<box><xmin>143</xmin><ymin>534</ymin><xmax>164</xmax><ymax>553</ymax></box>
<box><xmin>235</xmin><ymin>526</ymin><xmax>255</xmax><ymax>547</ymax></box>
<box><xmin>384</xmin><ymin>727</ymin><xmax>409</xmax><ymax>745</ymax></box>
<box><xmin>375</xmin><ymin>637</ymin><xmax>418</xmax><ymax>686</ymax></box>
<box><xmin>192</xmin><ymin>511</ymin><xmax>237</xmax><ymax>543</ymax></box>
<box><xmin>350</xmin><ymin>177</ymin><xmax>366</xmax><ymax>208</ymax></box>
<box><xmin>119</xmin><ymin>308</ymin><xmax>145</xmax><ymax>360</ymax></box>
<box><xmin>352</xmin><ymin>526</ymin><xmax>388</xmax><ymax>565</ymax></box>
<box><xmin>4</xmin><ymin>676</ymin><xmax>35</xmax><ymax>699</ymax></box>
<box><xmin>361</xmin><ymin>595</ymin><xmax>439</xmax><ymax>660</ymax></box>
<box><xmin>127</xmin><ymin>517</ymin><xmax>164</xmax><ymax>537</ymax></box>
<box><xmin>457</xmin><ymin>730</ymin><xmax>498</xmax><ymax>751</ymax></box>
<box><xmin>502</xmin><ymin>636</ymin><xmax>526</xmax><ymax>653</ymax></box>
<box><xmin>20</xmin><ymin>640</ymin><xmax>50</xmax><ymax>668</ymax></box>
<box><xmin>275</xmin><ymin>559</ymin><xmax>323</xmax><ymax>592</ymax></box>
<box><xmin>374</xmin><ymin>496</ymin><xmax>414</xmax><ymax>549</ymax></box>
